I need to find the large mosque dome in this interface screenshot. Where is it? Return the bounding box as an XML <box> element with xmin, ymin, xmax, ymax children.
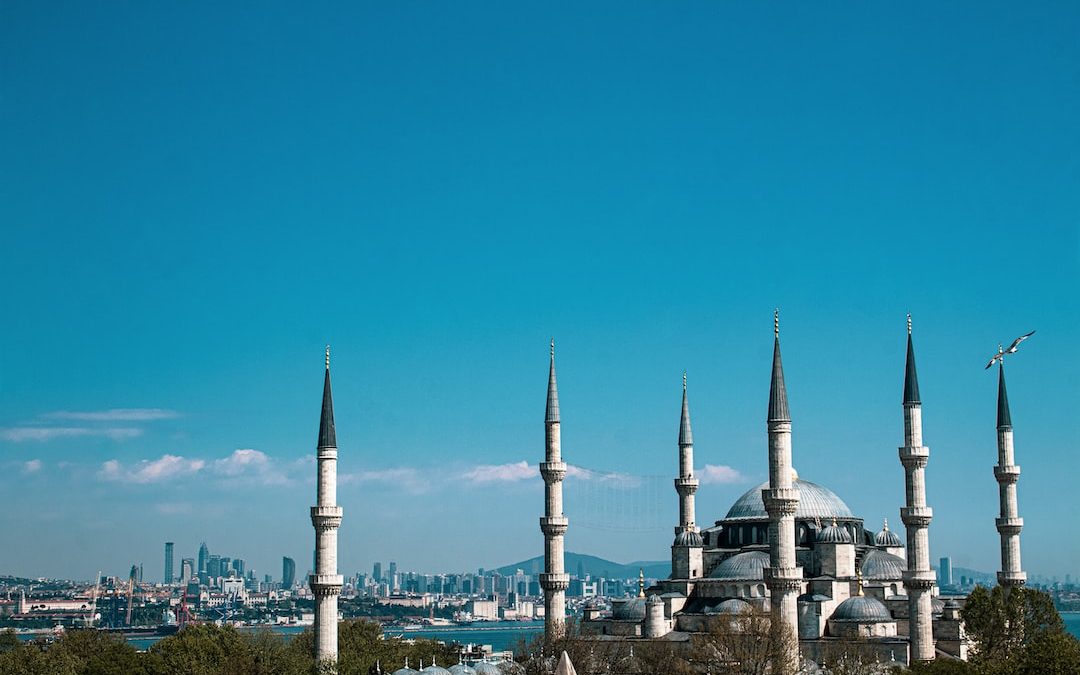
<box><xmin>723</xmin><ymin>478</ymin><xmax>855</xmax><ymax>521</ymax></box>
<box><xmin>709</xmin><ymin>551</ymin><xmax>771</xmax><ymax>580</ymax></box>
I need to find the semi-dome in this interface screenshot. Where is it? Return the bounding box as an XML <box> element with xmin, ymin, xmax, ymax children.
<box><xmin>674</xmin><ymin>530</ymin><xmax>704</xmax><ymax>547</ymax></box>
<box><xmin>723</xmin><ymin>478</ymin><xmax>855</xmax><ymax>521</ymax></box>
<box><xmin>874</xmin><ymin>520</ymin><xmax>903</xmax><ymax>547</ymax></box>
<box><xmin>861</xmin><ymin>549</ymin><xmax>906</xmax><ymax>580</ymax></box>
<box><xmin>611</xmin><ymin>598</ymin><xmax>647</xmax><ymax>620</ymax></box>
<box><xmin>709</xmin><ymin>551</ymin><xmax>771</xmax><ymax>580</ymax></box>
<box><xmin>816</xmin><ymin>520</ymin><xmax>852</xmax><ymax>544</ymax></box>
<box><xmin>830</xmin><ymin>596</ymin><xmax>893</xmax><ymax>623</ymax></box>
<box><xmin>705</xmin><ymin>598</ymin><xmax>752</xmax><ymax>615</ymax></box>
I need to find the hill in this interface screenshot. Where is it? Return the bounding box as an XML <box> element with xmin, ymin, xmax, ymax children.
<box><xmin>493</xmin><ymin>552</ymin><xmax>670</xmax><ymax>580</ymax></box>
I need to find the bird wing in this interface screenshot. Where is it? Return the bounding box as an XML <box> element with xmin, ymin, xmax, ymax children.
<box><xmin>1006</xmin><ymin>330</ymin><xmax>1036</xmax><ymax>353</ymax></box>
<box><xmin>985</xmin><ymin>356</ymin><xmax>997</xmax><ymax>369</ymax></box>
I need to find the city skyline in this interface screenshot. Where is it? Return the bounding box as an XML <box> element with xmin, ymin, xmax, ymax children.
<box><xmin>2</xmin><ymin>2</ymin><xmax>1078</xmax><ymax>583</ymax></box>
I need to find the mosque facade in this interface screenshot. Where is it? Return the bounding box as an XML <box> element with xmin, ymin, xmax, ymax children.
<box><xmin>544</xmin><ymin>316</ymin><xmax>1008</xmax><ymax>668</ymax></box>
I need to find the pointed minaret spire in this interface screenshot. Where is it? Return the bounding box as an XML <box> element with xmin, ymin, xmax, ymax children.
<box><xmin>768</xmin><ymin>309</ymin><xmax>791</xmax><ymax>422</ymax></box>
<box><xmin>997</xmin><ymin>362</ymin><xmax>1012</xmax><ymax>429</ymax></box>
<box><xmin>546</xmin><ymin>338</ymin><xmax>560</xmax><ymax>424</ymax></box>
<box><xmin>904</xmin><ymin>317</ymin><xmax>921</xmax><ymax>405</ymax></box>
<box><xmin>679</xmin><ymin>371</ymin><xmax>693</xmax><ymax>447</ymax></box>
<box><xmin>318</xmin><ymin>345</ymin><xmax>336</xmax><ymax>449</ymax></box>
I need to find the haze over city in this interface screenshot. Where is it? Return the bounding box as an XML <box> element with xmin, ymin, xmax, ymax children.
<box><xmin>2</xmin><ymin>1</ymin><xmax>1078</xmax><ymax>589</ymax></box>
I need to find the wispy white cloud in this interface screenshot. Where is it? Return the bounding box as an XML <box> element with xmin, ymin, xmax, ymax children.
<box><xmin>22</xmin><ymin>459</ymin><xmax>42</xmax><ymax>474</ymax></box>
<box><xmin>698</xmin><ymin>464</ymin><xmax>745</xmax><ymax>485</ymax></box>
<box><xmin>211</xmin><ymin>449</ymin><xmax>288</xmax><ymax>486</ymax></box>
<box><xmin>99</xmin><ymin>455</ymin><xmax>205</xmax><ymax>484</ymax></box>
<box><xmin>1</xmin><ymin>427</ymin><xmax>143</xmax><ymax>442</ymax></box>
<box><xmin>44</xmin><ymin>408</ymin><xmax>181</xmax><ymax>422</ymax></box>
<box><xmin>461</xmin><ymin>460</ymin><xmax>535</xmax><ymax>483</ymax></box>
<box><xmin>565</xmin><ymin>464</ymin><xmax>642</xmax><ymax>488</ymax></box>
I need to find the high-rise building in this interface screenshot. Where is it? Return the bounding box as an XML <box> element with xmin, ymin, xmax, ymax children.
<box><xmin>282</xmin><ymin>557</ymin><xmax>296</xmax><ymax>588</ymax></box>
<box><xmin>940</xmin><ymin>557</ymin><xmax>954</xmax><ymax>587</ymax></box>
<box><xmin>198</xmin><ymin>542</ymin><xmax>209</xmax><ymax>575</ymax></box>
<box><xmin>373</xmin><ymin>562</ymin><xmax>382</xmax><ymax>583</ymax></box>
<box><xmin>164</xmin><ymin>542</ymin><xmax>174</xmax><ymax>585</ymax></box>
<box><xmin>232</xmin><ymin>559</ymin><xmax>245</xmax><ymax>577</ymax></box>
<box><xmin>181</xmin><ymin>558</ymin><xmax>195</xmax><ymax>582</ymax></box>
<box><xmin>207</xmin><ymin>555</ymin><xmax>221</xmax><ymax>579</ymax></box>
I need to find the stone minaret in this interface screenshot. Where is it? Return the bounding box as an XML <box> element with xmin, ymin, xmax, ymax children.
<box><xmin>994</xmin><ymin>361</ymin><xmax>1026</xmax><ymax>589</ymax></box>
<box><xmin>539</xmin><ymin>339</ymin><xmax>569</xmax><ymax>639</ymax></box>
<box><xmin>310</xmin><ymin>346</ymin><xmax>343</xmax><ymax>668</ymax></box>
<box><xmin>898</xmin><ymin>317</ymin><xmax>936</xmax><ymax>662</ymax></box>
<box><xmin>672</xmin><ymin>373</ymin><xmax>703</xmax><ymax>579</ymax></box>
<box><xmin>762</xmin><ymin>312</ymin><xmax>801</xmax><ymax>673</ymax></box>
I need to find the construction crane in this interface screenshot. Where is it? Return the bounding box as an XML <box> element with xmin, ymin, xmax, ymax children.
<box><xmin>87</xmin><ymin>571</ymin><xmax>101</xmax><ymax>627</ymax></box>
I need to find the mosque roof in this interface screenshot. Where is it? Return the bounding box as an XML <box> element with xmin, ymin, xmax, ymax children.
<box><xmin>861</xmin><ymin>549</ymin><xmax>906</xmax><ymax>580</ymax></box>
<box><xmin>723</xmin><ymin>478</ymin><xmax>855</xmax><ymax>522</ymax></box>
<box><xmin>421</xmin><ymin>665</ymin><xmax>452</xmax><ymax>675</ymax></box>
<box><xmin>709</xmin><ymin>551</ymin><xmax>771</xmax><ymax>580</ymax></box>
<box><xmin>816</xmin><ymin>521</ymin><xmax>852</xmax><ymax>544</ymax></box>
<box><xmin>704</xmin><ymin>598</ymin><xmax>752</xmax><ymax>615</ymax></box>
<box><xmin>830</xmin><ymin>596</ymin><xmax>893</xmax><ymax>623</ymax></box>
<box><xmin>611</xmin><ymin>598</ymin><xmax>647</xmax><ymax>621</ymax></box>
<box><xmin>674</xmin><ymin>530</ymin><xmax>704</xmax><ymax>547</ymax></box>
<box><xmin>473</xmin><ymin>664</ymin><xmax>502</xmax><ymax>675</ymax></box>
<box><xmin>449</xmin><ymin>665</ymin><xmax>477</xmax><ymax>675</ymax></box>
<box><xmin>874</xmin><ymin>521</ymin><xmax>903</xmax><ymax>548</ymax></box>
<box><xmin>393</xmin><ymin>669</ymin><xmax>420</xmax><ymax>675</ymax></box>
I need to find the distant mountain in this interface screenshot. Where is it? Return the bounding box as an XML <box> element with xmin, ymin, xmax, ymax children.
<box><xmin>493</xmin><ymin>552</ymin><xmax>670</xmax><ymax>580</ymax></box>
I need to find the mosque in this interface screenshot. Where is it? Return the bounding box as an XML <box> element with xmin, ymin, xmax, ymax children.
<box><xmin>539</xmin><ymin>314</ymin><xmax>1027</xmax><ymax>669</ymax></box>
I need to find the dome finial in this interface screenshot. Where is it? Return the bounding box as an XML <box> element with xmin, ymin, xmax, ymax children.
<box><xmin>882</xmin><ymin>518</ymin><xmax>889</xmax><ymax>532</ymax></box>
<box><xmin>551</xmin><ymin>337</ymin><xmax>555</xmax><ymax>360</ymax></box>
<box><xmin>774</xmin><ymin>308</ymin><xmax>779</xmax><ymax>338</ymax></box>
<box><xmin>907</xmin><ymin>313</ymin><xmax>912</xmax><ymax>335</ymax></box>
<box><xmin>683</xmin><ymin>370</ymin><xmax>687</xmax><ymax>391</ymax></box>
<box><xmin>325</xmin><ymin>344</ymin><xmax>331</xmax><ymax>370</ymax></box>
<box><xmin>856</xmin><ymin>570</ymin><xmax>864</xmax><ymax>596</ymax></box>
<box><xmin>638</xmin><ymin>568</ymin><xmax>645</xmax><ymax>598</ymax></box>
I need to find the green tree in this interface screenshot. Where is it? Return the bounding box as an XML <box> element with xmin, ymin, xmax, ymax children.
<box><xmin>46</xmin><ymin>630</ymin><xmax>147</xmax><ymax>675</ymax></box>
<box><xmin>961</xmin><ymin>586</ymin><xmax>1063</xmax><ymax>666</ymax></box>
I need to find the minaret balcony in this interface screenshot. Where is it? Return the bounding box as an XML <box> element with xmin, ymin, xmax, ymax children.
<box><xmin>900</xmin><ymin>506</ymin><xmax>933</xmax><ymax>527</ymax></box>
<box><xmin>540</xmin><ymin>462</ymin><xmax>567</xmax><ymax>482</ymax></box>
<box><xmin>995</xmin><ymin>517</ymin><xmax>1024</xmax><ymax>535</ymax></box>
<box><xmin>674</xmin><ymin>477</ymin><xmax>699</xmax><ymax>495</ymax></box>
<box><xmin>903</xmin><ymin>570</ymin><xmax>937</xmax><ymax>590</ymax></box>
<box><xmin>540</xmin><ymin>516</ymin><xmax>569</xmax><ymax>536</ymax></box>
<box><xmin>539</xmin><ymin>572</ymin><xmax>570</xmax><ymax>592</ymax></box>
<box><xmin>764</xmin><ymin>566</ymin><xmax>804</xmax><ymax>591</ymax></box>
<box><xmin>899</xmin><ymin>445</ymin><xmax>930</xmax><ymax>467</ymax></box>
<box><xmin>762</xmin><ymin>488</ymin><xmax>800</xmax><ymax>516</ymax></box>
<box><xmin>309</xmin><ymin>574</ymin><xmax>343</xmax><ymax>589</ymax></box>
<box><xmin>311</xmin><ymin>506</ymin><xmax>343</xmax><ymax>529</ymax></box>
<box><xmin>994</xmin><ymin>465</ymin><xmax>1021</xmax><ymax>483</ymax></box>
<box><xmin>997</xmin><ymin>571</ymin><xmax>1027</xmax><ymax>586</ymax></box>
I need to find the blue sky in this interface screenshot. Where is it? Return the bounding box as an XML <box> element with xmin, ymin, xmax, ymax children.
<box><xmin>1</xmin><ymin>2</ymin><xmax>1077</xmax><ymax>583</ymax></box>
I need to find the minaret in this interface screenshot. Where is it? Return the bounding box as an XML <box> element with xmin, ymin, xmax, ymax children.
<box><xmin>994</xmin><ymin>361</ymin><xmax>1026</xmax><ymax>590</ymax></box>
<box><xmin>310</xmin><ymin>346</ymin><xmax>343</xmax><ymax>668</ymax></box>
<box><xmin>762</xmin><ymin>311</ymin><xmax>801</xmax><ymax>673</ymax></box>
<box><xmin>672</xmin><ymin>373</ymin><xmax>703</xmax><ymax>579</ymax></box>
<box><xmin>539</xmin><ymin>339</ymin><xmax>569</xmax><ymax>639</ymax></box>
<box><xmin>898</xmin><ymin>317</ymin><xmax>936</xmax><ymax>662</ymax></box>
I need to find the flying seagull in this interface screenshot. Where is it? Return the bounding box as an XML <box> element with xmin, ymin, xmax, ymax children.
<box><xmin>985</xmin><ymin>330</ymin><xmax>1036</xmax><ymax>369</ymax></box>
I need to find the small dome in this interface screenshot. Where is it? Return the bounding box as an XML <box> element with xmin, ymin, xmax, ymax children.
<box><xmin>861</xmin><ymin>550</ymin><xmax>906</xmax><ymax>580</ymax></box>
<box><xmin>449</xmin><ymin>665</ymin><xmax>477</xmax><ymax>675</ymax></box>
<box><xmin>393</xmin><ymin>669</ymin><xmax>420</xmax><ymax>675</ymax></box>
<box><xmin>816</xmin><ymin>520</ymin><xmax>852</xmax><ymax>544</ymax></box>
<box><xmin>724</xmin><ymin>478</ymin><xmax>855</xmax><ymax>521</ymax></box>
<box><xmin>611</xmin><ymin>598</ymin><xmax>647</xmax><ymax>620</ymax></box>
<box><xmin>705</xmin><ymin>598</ymin><xmax>752</xmax><ymax>615</ymax></box>
<box><xmin>710</xmin><ymin>551</ymin><xmax>771</xmax><ymax>580</ymax></box>
<box><xmin>472</xmin><ymin>664</ymin><xmax>502</xmax><ymax>675</ymax></box>
<box><xmin>421</xmin><ymin>666</ymin><xmax>452</xmax><ymax>675</ymax></box>
<box><xmin>647</xmin><ymin>593</ymin><xmax>662</xmax><ymax>606</ymax></box>
<box><xmin>674</xmin><ymin>530</ymin><xmax>704</xmax><ymax>547</ymax></box>
<box><xmin>831</xmin><ymin>596</ymin><xmax>893</xmax><ymax>623</ymax></box>
<box><xmin>874</xmin><ymin>520</ymin><xmax>903</xmax><ymax>548</ymax></box>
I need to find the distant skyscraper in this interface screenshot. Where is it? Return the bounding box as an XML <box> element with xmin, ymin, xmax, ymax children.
<box><xmin>282</xmin><ymin>557</ymin><xmax>296</xmax><ymax>588</ymax></box>
<box><xmin>164</xmin><ymin>542</ymin><xmax>174</xmax><ymax>585</ymax></box>
<box><xmin>940</xmin><ymin>557</ymin><xmax>954</xmax><ymax>587</ymax></box>
<box><xmin>198</xmin><ymin>542</ymin><xmax>209</xmax><ymax>574</ymax></box>
<box><xmin>233</xmin><ymin>559</ymin><xmax>245</xmax><ymax>577</ymax></box>
<box><xmin>181</xmin><ymin>558</ymin><xmax>194</xmax><ymax>582</ymax></box>
<box><xmin>208</xmin><ymin>555</ymin><xmax>221</xmax><ymax>579</ymax></box>
<box><xmin>389</xmin><ymin>561</ymin><xmax>397</xmax><ymax>583</ymax></box>
<box><xmin>373</xmin><ymin>562</ymin><xmax>382</xmax><ymax>583</ymax></box>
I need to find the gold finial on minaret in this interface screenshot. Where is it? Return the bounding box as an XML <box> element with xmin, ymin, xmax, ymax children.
<box><xmin>774</xmin><ymin>309</ymin><xmax>780</xmax><ymax>338</ymax></box>
<box><xmin>638</xmin><ymin>568</ymin><xmax>645</xmax><ymax>598</ymax></box>
<box><xmin>907</xmin><ymin>313</ymin><xmax>912</xmax><ymax>335</ymax></box>
<box><xmin>325</xmin><ymin>345</ymin><xmax>330</xmax><ymax>370</ymax></box>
